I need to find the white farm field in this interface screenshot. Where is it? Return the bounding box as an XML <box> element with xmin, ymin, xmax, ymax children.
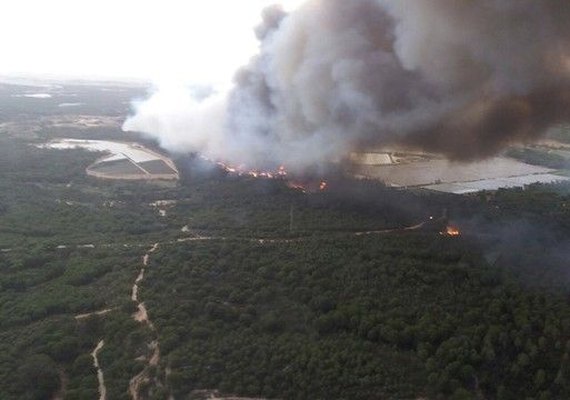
<box><xmin>354</xmin><ymin>157</ymin><xmax>569</xmax><ymax>194</ymax></box>
<box><xmin>39</xmin><ymin>139</ymin><xmax>179</xmax><ymax>181</ymax></box>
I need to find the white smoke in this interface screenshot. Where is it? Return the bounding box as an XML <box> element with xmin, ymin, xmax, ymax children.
<box><xmin>123</xmin><ymin>86</ymin><xmax>228</xmax><ymax>160</ymax></box>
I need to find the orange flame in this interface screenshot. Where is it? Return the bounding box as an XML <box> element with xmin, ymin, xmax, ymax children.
<box><xmin>201</xmin><ymin>156</ymin><xmax>327</xmax><ymax>193</ymax></box>
<box><xmin>441</xmin><ymin>226</ymin><xmax>461</xmax><ymax>236</ymax></box>
<box><xmin>201</xmin><ymin>156</ymin><xmax>286</xmax><ymax>179</ymax></box>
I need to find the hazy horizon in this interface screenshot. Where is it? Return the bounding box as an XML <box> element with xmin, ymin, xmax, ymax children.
<box><xmin>0</xmin><ymin>0</ymin><xmax>304</xmax><ymax>86</ymax></box>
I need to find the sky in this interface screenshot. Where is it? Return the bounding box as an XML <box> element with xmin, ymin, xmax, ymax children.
<box><xmin>0</xmin><ymin>0</ymin><xmax>305</xmax><ymax>85</ymax></box>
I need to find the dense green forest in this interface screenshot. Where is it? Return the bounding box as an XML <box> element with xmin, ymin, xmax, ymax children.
<box><xmin>145</xmin><ymin>236</ymin><xmax>570</xmax><ymax>400</ymax></box>
<box><xmin>1</xmin><ymin>82</ymin><xmax>570</xmax><ymax>399</ymax></box>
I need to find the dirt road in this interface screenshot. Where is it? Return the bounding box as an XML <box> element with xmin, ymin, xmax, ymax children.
<box><xmin>129</xmin><ymin>243</ymin><xmax>161</xmax><ymax>400</ymax></box>
<box><xmin>92</xmin><ymin>340</ymin><xmax>107</xmax><ymax>400</ymax></box>
<box><xmin>74</xmin><ymin>308</ymin><xmax>115</xmax><ymax>320</ymax></box>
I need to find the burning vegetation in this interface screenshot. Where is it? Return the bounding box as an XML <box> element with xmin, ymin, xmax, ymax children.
<box><xmin>441</xmin><ymin>226</ymin><xmax>461</xmax><ymax>237</ymax></box>
<box><xmin>201</xmin><ymin>155</ymin><xmax>329</xmax><ymax>193</ymax></box>
<box><xmin>201</xmin><ymin>156</ymin><xmax>288</xmax><ymax>179</ymax></box>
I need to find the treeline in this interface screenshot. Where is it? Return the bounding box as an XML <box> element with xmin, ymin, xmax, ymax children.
<box><xmin>506</xmin><ymin>147</ymin><xmax>570</xmax><ymax>170</ymax></box>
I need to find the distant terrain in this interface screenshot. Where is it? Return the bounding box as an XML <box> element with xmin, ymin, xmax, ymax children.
<box><xmin>0</xmin><ymin>80</ymin><xmax>569</xmax><ymax>400</ymax></box>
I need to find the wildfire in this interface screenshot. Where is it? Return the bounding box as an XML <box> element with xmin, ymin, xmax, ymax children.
<box><xmin>201</xmin><ymin>156</ymin><xmax>327</xmax><ymax>193</ymax></box>
<box><xmin>201</xmin><ymin>156</ymin><xmax>288</xmax><ymax>179</ymax></box>
<box><xmin>287</xmin><ymin>180</ymin><xmax>328</xmax><ymax>193</ymax></box>
<box><xmin>441</xmin><ymin>226</ymin><xmax>461</xmax><ymax>236</ymax></box>
<box><xmin>287</xmin><ymin>182</ymin><xmax>307</xmax><ymax>193</ymax></box>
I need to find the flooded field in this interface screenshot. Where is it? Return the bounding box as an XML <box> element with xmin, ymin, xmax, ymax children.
<box><xmin>40</xmin><ymin>139</ymin><xmax>179</xmax><ymax>181</ymax></box>
<box><xmin>41</xmin><ymin>139</ymin><xmax>159</xmax><ymax>162</ymax></box>
<box><xmin>11</xmin><ymin>93</ymin><xmax>52</xmax><ymax>99</ymax></box>
<box><xmin>424</xmin><ymin>174</ymin><xmax>569</xmax><ymax>194</ymax></box>
<box><xmin>58</xmin><ymin>102</ymin><xmax>83</xmax><ymax>108</ymax></box>
<box><xmin>354</xmin><ymin>157</ymin><xmax>568</xmax><ymax>193</ymax></box>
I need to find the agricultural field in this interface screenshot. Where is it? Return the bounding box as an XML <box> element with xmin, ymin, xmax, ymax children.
<box><xmin>353</xmin><ymin>155</ymin><xmax>569</xmax><ymax>194</ymax></box>
<box><xmin>40</xmin><ymin>139</ymin><xmax>179</xmax><ymax>181</ymax></box>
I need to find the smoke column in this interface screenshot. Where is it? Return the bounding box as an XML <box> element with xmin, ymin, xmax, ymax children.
<box><xmin>123</xmin><ymin>0</ymin><xmax>570</xmax><ymax>170</ymax></box>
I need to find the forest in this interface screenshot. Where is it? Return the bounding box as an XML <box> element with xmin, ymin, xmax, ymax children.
<box><xmin>145</xmin><ymin>235</ymin><xmax>570</xmax><ymax>400</ymax></box>
<box><xmin>1</xmin><ymin>83</ymin><xmax>570</xmax><ymax>399</ymax></box>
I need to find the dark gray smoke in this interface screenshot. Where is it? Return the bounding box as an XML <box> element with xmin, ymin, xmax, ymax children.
<box><xmin>124</xmin><ymin>0</ymin><xmax>570</xmax><ymax>170</ymax></box>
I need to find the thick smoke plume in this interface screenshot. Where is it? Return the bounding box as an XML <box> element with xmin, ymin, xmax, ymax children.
<box><xmin>124</xmin><ymin>0</ymin><xmax>570</xmax><ymax>170</ymax></box>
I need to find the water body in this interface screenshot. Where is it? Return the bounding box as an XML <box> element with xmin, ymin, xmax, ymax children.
<box><xmin>58</xmin><ymin>102</ymin><xmax>84</xmax><ymax>107</ymax></box>
<box><xmin>39</xmin><ymin>139</ymin><xmax>179</xmax><ymax>181</ymax></box>
<box><xmin>41</xmin><ymin>139</ymin><xmax>162</xmax><ymax>163</ymax></box>
<box><xmin>12</xmin><ymin>93</ymin><xmax>52</xmax><ymax>99</ymax></box>
<box><xmin>356</xmin><ymin>157</ymin><xmax>569</xmax><ymax>193</ymax></box>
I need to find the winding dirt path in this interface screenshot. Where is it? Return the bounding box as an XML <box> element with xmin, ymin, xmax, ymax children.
<box><xmin>354</xmin><ymin>221</ymin><xmax>427</xmax><ymax>236</ymax></box>
<box><xmin>129</xmin><ymin>243</ymin><xmax>161</xmax><ymax>400</ymax></box>
<box><xmin>43</xmin><ymin>217</ymin><xmax>432</xmax><ymax>256</ymax></box>
<box><xmin>92</xmin><ymin>340</ymin><xmax>107</xmax><ymax>400</ymax></box>
<box><xmin>74</xmin><ymin>308</ymin><xmax>116</xmax><ymax>320</ymax></box>
<box><xmin>45</xmin><ymin>218</ymin><xmax>434</xmax><ymax>400</ymax></box>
